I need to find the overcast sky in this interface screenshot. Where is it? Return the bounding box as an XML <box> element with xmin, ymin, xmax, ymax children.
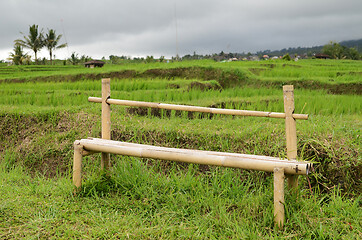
<box><xmin>1</xmin><ymin>0</ymin><xmax>362</xmax><ymax>60</ymax></box>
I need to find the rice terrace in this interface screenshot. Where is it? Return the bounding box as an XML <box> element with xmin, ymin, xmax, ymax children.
<box><xmin>0</xmin><ymin>59</ymin><xmax>361</xmax><ymax>238</ymax></box>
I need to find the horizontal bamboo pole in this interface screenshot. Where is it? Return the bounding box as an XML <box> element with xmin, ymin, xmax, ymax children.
<box><xmin>79</xmin><ymin>139</ymin><xmax>311</xmax><ymax>175</ymax></box>
<box><xmin>88</xmin><ymin>137</ymin><xmax>310</xmax><ymax>165</ymax></box>
<box><xmin>88</xmin><ymin>97</ymin><xmax>308</xmax><ymax>120</ymax></box>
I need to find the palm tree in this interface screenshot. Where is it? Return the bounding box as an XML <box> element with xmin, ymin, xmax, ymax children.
<box><xmin>14</xmin><ymin>24</ymin><xmax>44</xmax><ymax>64</ymax></box>
<box><xmin>68</xmin><ymin>52</ymin><xmax>80</xmax><ymax>65</ymax></box>
<box><xmin>7</xmin><ymin>44</ymin><xmax>29</xmax><ymax>65</ymax></box>
<box><xmin>44</xmin><ymin>29</ymin><xmax>67</xmax><ymax>64</ymax></box>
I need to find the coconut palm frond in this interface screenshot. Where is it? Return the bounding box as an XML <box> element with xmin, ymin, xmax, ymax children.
<box><xmin>8</xmin><ymin>44</ymin><xmax>29</xmax><ymax>65</ymax></box>
<box><xmin>45</xmin><ymin>29</ymin><xmax>67</xmax><ymax>64</ymax></box>
<box><xmin>14</xmin><ymin>24</ymin><xmax>44</xmax><ymax>64</ymax></box>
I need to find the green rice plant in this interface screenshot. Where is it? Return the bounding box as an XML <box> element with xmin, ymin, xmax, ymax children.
<box><xmin>0</xmin><ymin>59</ymin><xmax>360</xmax><ymax>238</ymax></box>
<box><xmin>1</xmin><ymin>77</ymin><xmax>360</xmax><ymax>117</ymax></box>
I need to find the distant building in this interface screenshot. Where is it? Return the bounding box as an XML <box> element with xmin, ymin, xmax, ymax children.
<box><xmin>248</xmin><ymin>55</ymin><xmax>260</xmax><ymax>61</ymax></box>
<box><xmin>315</xmin><ymin>54</ymin><xmax>331</xmax><ymax>59</ymax></box>
<box><xmin>84</xmin><ymin>60</ymin><xmax>105</xmax><ymax>68</ymax></box>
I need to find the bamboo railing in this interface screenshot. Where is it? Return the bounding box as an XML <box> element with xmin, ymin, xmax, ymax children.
<box><xmin>73</xmin><ymin>78</ymin><xmax>311</xmax><ymax>229</ymax></box>
<box><xmin>88</xmin><ymin>97</ymin><xmax>308</xmax><ymax>120</ymax></box>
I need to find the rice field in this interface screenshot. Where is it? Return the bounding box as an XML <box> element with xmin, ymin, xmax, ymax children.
<box><xmin>0</xmin><ymin>77</ymin><xmax>360</xmax><ymax>116</ymax></box>
<box><xmin>1</xmin><ymin>59</ymin><xmax>361</xmax><ymax>85</ymax></box>
<box><xmin>0</xmin><ymin>59</ymin><xmax>361</xmax><ymax>239</ymax></box>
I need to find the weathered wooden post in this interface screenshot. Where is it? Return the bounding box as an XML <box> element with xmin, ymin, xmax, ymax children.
<box><xmin>283</xmin><ymin>85</ymin><xmax>298</xmax><ymax>189</ymax></box>
<box><xmin>101</xmin><ymin>78</ymin><xmax>111</xmax><ymax>170</ymax></box>
<box><xmin>73</xmin><ymin>140</ymin><xmax>83</xmax><ymax>189</ymax></box>
<box><xmin>274</xmin><ymin>167</ymin><xmax>285</xmax><ymax>228</ymax></box>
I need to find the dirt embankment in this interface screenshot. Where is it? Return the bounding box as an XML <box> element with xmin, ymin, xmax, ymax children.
<box><xmin>2</xmin><ymin>67</ymin><xmax>245</xmax><ymax>88</ymax></box>
<box><xmin>0</xmin><ymin>112</ymin><xmax>360</xmax><ymax>195</ymax></box>
<box><xmin>277</xmin><ymin>80</ymin><xmax>361</xmax><ymax>95</ymax></box>
<box><xmin>3</xmin><ymin>66</ymin><xmax>361</xmax><ymax>94</ymax></box>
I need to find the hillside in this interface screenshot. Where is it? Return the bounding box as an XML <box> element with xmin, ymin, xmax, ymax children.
<box><xmin>256</xmin><ymin>38</ymin><xmax>362</xmax><ymax>57</ymax></box>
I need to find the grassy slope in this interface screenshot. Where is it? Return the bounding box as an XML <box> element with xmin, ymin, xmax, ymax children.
<box><xmin>1</xmin><ymin>59</ymin><xmax>361</xmax><ymax>84</ymax></box>
<box><xmin>1</xmin><ymin>162</ymin><xmax>360</xmax><ymax>239</ymax></box>
<box><xmin>2</xmin><ymin>60</ymin><xmax>360</xmax><ymax>96</ymax></box>
<box><xmin>0</xmin><ymin>60</ymin><xmax>361</xmax><ymax>238</ymax></box>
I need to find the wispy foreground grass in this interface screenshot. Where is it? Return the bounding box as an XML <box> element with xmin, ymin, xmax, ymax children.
<box><xmin>1</xmin><ymin>160</ymin><xmax>361</xmax><ymax>239</ymax></box>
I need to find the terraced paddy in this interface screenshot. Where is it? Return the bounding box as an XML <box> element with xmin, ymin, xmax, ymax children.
<box><xmin>0</xmin><ymin>59</ymin><xmax>360</xmax><ymax>238</ymax></box>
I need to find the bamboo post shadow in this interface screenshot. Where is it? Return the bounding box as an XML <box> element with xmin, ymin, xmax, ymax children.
<box><xmin>283</xmin><ymin>85</ymin><xmax>298</xmax><ymax>189</ymax></box>
<box><xmin>101</xmin><ymin>78</ymin><xmax>111</xmax><ymax>171</ymax></box>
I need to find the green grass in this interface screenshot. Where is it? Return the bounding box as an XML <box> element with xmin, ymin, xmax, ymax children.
<box><xmin>0</xmin><ymin>159</ymin><xmax>360</xmax><ymax>239</ymax></box>
<box><xmin>0</xmin><ymin>78</ymin><xmax>360</xmax><ymax>116</ymax></box>
<box><xmin>0</xmin><ymin>60</ymin><xmax>361</xmax><ymax>238</ymax></box>
<box><xmin>1</xmin><ymin>59</ymin><xmax>362</xmax><ymax>85</ymax></box>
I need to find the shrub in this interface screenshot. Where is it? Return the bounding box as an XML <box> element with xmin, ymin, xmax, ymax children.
<box><xmin>282</xmin><ymin>53</ymin><xmax>291</xmax><ymax>61</ymax></box>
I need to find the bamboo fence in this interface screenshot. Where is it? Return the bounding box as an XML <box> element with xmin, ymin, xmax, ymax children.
<box><xmin>73</xmin><ymin>78</ymin><xmax>311</xmax><ymax>229</ymax></box>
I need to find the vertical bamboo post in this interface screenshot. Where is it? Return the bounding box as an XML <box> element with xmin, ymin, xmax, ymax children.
<box><xmin>274</xmin><ymin>167</ymin><xmax>285</xmax><ymax>229</ymax></box>
<box><xmin>73</xmin><ymin>140</ymin><xmax>83</xmax><ymax>189</ymax></box>
<box><xmin>283</xmin><ymin>85</ymin><xmax>298</xmax><ymax>189</ymax></box>
<box><xmin>101</xmin><ymin>78</ymin><xmax>111</xmax><ymax>170</ymax></box>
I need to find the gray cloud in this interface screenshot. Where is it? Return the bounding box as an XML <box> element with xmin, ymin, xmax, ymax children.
<box><xmin>1</xmin><ymin>0</ymin><xmax>362</xmax><ymax>60</ymax></box>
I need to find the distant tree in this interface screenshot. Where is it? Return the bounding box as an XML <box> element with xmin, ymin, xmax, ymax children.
<box><xmin>346</xmin><ymin>47</ymin><xmax>360</xmax><ymax>60</ymax></box>
<box><xmin>44</xmin><ymin>29</ymin><xmax>67</xmax><ymax>64</ymax></box>
<box><xmin>182</xmin><ymin>54</ymin><xmax>192</xmax><ymax>60</ymax></box>
<box><xmin>159</xmin><ymin>56</ymin><xmax>165</xmax><ymax>62</ymax></box>
<box><xmin>7</xmin><ymin>44</ymin><xmax>30</xmax><ymax>65</ymax></box>
<box><xmin>322</xmin><ymin>41</ymin><xmax>344</xmax><ymax>59</ymax></box>
<box><xmin>80</xmin><ymin>54</ymin><xmax>92</xmax><ymax>63</ymax></box>
<box><xmin>282</xmin><ymin>53</ymin><xmax>291</xmax><ymax>61</ymax></box>
<box><xmin>109</xmin><ymin>55</ymin><xmax>118</xmax><ymax>64</ymax></box>
<box><xmin>109</xmin><ymin>55</ymin><xmax>129</xmax><ymax>64</ymax></box>
<box><xmin>307</xmin><ymin>51</ymin><xmax>314</xmax><ymax>58</ymax></box>
<box><xmin>146</xmin><ymin>55</ymin><xmax>154</xmax><ymax>63</ymax></box>
<box><xmin>68</xmin><ymin>52</ymin><xmax>79</xmax><ymax>65</ymax></box>
<box><xmin>322</xmin><ymin>41</ymin><xmax>361</xmax><ymax>60</ymax></box>
<box><xmin>14</xmin><ymin>24</ymin><xmax>44</xmax><ymax>64</ymax></box>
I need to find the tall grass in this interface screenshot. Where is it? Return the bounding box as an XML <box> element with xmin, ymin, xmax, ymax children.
<box><xmin>0</xmin><ymin>157</ymin><xmax>360</xmax><ymax>239</ymax></box>
<box><xmin>1</xmin><ymin>59</ymin><xmax>361</xmax><ymax>85</ymax></box>
<box><xmin>0</xmin><ymin>60</ymin><xmax>360</xmax><ymax>238</ymax></box>
<box><xmin>0</xmin><ymin>78</ymin><xmax>360</xmax><ymax>116</ymax></box>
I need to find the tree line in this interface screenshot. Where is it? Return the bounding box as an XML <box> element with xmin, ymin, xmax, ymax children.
<box><xmin>321</xmin><ymin>41</ymin><xmax>360</xmax><ymax>60</ymax></box>
<box><xmin>7</xmin><ymin>26</ymin><xmax>361</xmax><ymax>65</ymax></box>
<box><xmin>8</xmin><ymin>24</ymin><xmax>67</xmax><ymax>65</ymax></box>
